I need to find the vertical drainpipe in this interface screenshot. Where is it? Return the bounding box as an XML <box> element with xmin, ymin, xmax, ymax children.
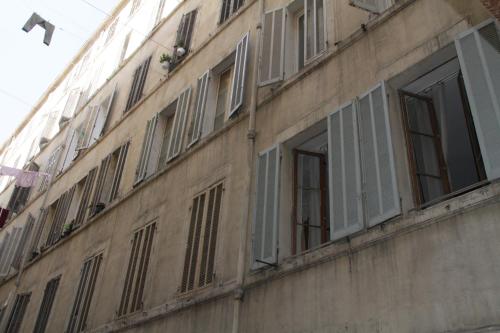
<box><xmin>232</xmin><ymin>0</ymin><xmax>264</xmax><ymax>332</ymax></box>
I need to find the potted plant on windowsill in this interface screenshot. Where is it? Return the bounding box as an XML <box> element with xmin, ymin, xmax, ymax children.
<box><xmin>160</xmin><ymin>53</ymin><xmax>172</xmax><ymax>70</ymax></box>
<box><xmin>174</xmin><ymin>40</ymin><xmax>186</xmax><ymax>58</ymax></box>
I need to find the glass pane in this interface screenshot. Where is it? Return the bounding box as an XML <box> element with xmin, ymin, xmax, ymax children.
<box><xmin>405</xmin><ymin>96</ymin><xmax>433</xmax><ymax>135</ymax></box>
<box><xmin>419</xmin><ymin>175</ymin><xmax>445</xmax><ymax>203</ymax></box>
<box><xmin>411</xmin><ymin>134</ymin><xmax>441</xmax><ymax>177</ymax></box>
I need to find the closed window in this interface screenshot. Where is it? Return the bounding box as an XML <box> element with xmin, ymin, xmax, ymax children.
<box><xmin>118</xmin><ymin>222</ymin><xmax>156</xmax><ymax>316</ymax></box>
<box><xmin>181</xmin><ymin>182</ymin><xmax>224</xmax><ymax>293</ymax></box>
<box><xmin>33</xmin><ymin>275</ymin><xmax>61</xmax><ymax>333</ymax></box>
<box><xmin>5</xmin><ymin>293</ymin><xmax>31</xmax><ymax>333</ymax></box>
<box><xmin>67</xmin><ymin>253</ymin><xmax>103</xmax><ymax>333</ymax></box>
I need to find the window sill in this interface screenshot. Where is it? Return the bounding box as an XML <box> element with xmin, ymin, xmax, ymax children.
<box><xmin>246</xmin><ymin>179</ymin><xmax>500</xmax><ymax>287</ymax></box>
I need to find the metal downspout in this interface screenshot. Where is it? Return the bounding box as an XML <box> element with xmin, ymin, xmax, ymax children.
<box><xmin>232</xmin><ymin>0</ymin><xmax>264</xmax><ymax>332</ymax></box>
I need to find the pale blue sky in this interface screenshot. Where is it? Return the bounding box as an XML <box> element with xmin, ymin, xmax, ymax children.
<box><xmin>0</xmin><ymin>0</ymin><xmax>121</xmax><ymax>145</ymax></box>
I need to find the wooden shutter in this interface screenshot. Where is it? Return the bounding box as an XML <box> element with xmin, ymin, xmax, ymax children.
<box><xmin>77</xmin><ymin>106</ymin><xmax>99</xmax><ymax>150</ymax></box>
<box><xmin>11</xmin><ymin>215</ymin><xmax>35</xmax><ymax>270</ymax></box>
<box><xmin>5</xmin><ymin>293</ymin><xmax>31</xmax><ymax>333</ymax></box>
<box><xmin>90</xmin><ymin>86</ymin><xmax>116</xmax><ymax>143</ymax></box>
<box><xmin>46</xmin><ymin>186</ymin><xmax>76</xmax><ymax>246</ymax></box>
<box><xmin>188</xmin><ymin>71</ymin><xmax>210</xmax><ymax>147</ymax></box>
<box><xmin>181</xmin><ymin>193</ymin><xmax>205</xmax><ymax>292</ymax></box>
<box><xmin>33</xmin><ymin>275</ymin><xmax>61</xmax><ymax>333</ymax></box>
<box><xmin>61</xmin><ymin>130</ymin><xmax>78</xmax><ymax>171</ymax></box>
<box><xmin>0</xmin><ymin>228</ymin><xmax>23</xmax><ymax>277</ymax></box>
<box><xmin>109</xmin><ymin>142</ymin><xmax>130</xmax><ymax>202</ymax></box>
<box><xmin>252</xmin><ymin>145</ymin><xmax>280</xmax><ymax>268</ymax></box>
<box><xmin>118</xmin><ymin>223</ymin><xmax>156</xmax><ymax>316</ymax></box>
<box><xmin>198</xmin><ymin>183</ymin><xmax>223</xmax><ymax>287</ymax></box>
<box><xmin>167</xmin><ymin>88</ymin><xmax>192</xmax><ymax>161</ymax></box>
<box><xmin>91</xmin><ymin>155</ymin><xmax>111</xmax><ymax>213</ymax></box>
<box><xmin>74</xmin><ymin>168</ymin><xmax>98</xmax><ymax>227</ymax></box>
<box><xmin>0</xmin><ymin>231</ymin><xmax>13</xmax><ymax>276</ymax></box>
<box><xmin>259</xmin><ymin>9</ymin><xmax>285</xmax><ymax>85</ymax></box>
<box><xmin>39</xmin><ymin>146</ymin><xmax>62</xmax><ymax>193</ymax></box>
<box><xmin>67</xmin><ymin>254</ymin><xmax>102</xmax><ymax>333</ymax></box>
<box><xmin>135</xmin><ymin>115</ymin><xmax>158</xmax><ymax>183</ymax></box>
<box><xmin>229</xmin><ymin>32</ymin><xmax>250</xmax><ymax>118</ymax></box>
<box><xmin>357</xmin><ymin>82</ymin><xmax>400</xmax><ymax>227</ymax></box>
<box><xmin>125</xmin><ymin>57</ymin><xmax>151</xmax><ymax>112</ymax></box>
<box><xmin>176</xmin><ymin>10</ymin><xmax>197</xmax><ymax>51</ymax></box>
<box><xmin>455</xmin><ymin>20</ymin><xmax>500</xmax><ymax>180</ymax></box>
<box><xmin>29</xmin><ymin>208</ymin><xmax>48</xmax><ymax>257</ymax></box>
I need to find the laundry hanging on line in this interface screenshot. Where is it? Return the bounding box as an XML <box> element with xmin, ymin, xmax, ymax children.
<box><xmin>0</xmin><ymin>165</ymin><xmax>50</xmax><ymax>188</ymax></box>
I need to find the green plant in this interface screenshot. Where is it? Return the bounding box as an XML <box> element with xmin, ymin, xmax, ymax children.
<box><xmin>160</xmin><ymin>53</ymin><xmax>172</xmax><ymax>63</ymax></box>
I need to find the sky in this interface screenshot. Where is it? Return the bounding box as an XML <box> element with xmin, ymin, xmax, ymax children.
<box><xmin>0</xmin><ymin>0</ymin><xmax>121</xmax><ymax>146</ymax></box>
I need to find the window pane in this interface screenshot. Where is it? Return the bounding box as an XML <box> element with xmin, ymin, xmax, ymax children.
<box><xmin>214</xmin><ymin>69</ymin><xmax>232</xmax><ymax>131</ymax></box>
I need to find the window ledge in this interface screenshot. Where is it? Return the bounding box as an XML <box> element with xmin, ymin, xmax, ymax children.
<box><xmin>246</xmin><ymin>179</ymin><xmax>500</xmax><ymax>288</ymax></box>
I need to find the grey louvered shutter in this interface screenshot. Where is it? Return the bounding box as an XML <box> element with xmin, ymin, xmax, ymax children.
<box><xmin>11</xmin><ymin>216</ymin><xmax>35</xmax><ymax>270</ymax></box>
<box><xmin>167</xmin><ymin>88</ymin><xmax>192</xmax><ymax>161</ymax></box>
<box><xmin>78</xmin><ymin>106</ymin><xmax>99</xmax><ymax>150</ymax></box>
<box><xmin>62</xmin><ymin>89</ymin><xmax>82</xmax><ymax>118</ymax></box>
<box><xmin>90</xmin><ymin>86</ymin><xmax>117</xmax><ymax>145</ymax></box>
<box><xmin>327</xmin><ymin>102</ymin><xmax>364</xmax><ymax>241</ymax></box>
<box><xmin>259</xmin><ymin>9</ymin><xmax>285</xmax><ymax>86</ymax></box>
<box><xmin>357</xmin><ymin>82</ymin><xmax>400</xmax><ymax>227</ymax></box>
<box><xmin>91</xmin><ymin>155</ymin><xmax>112</xmax><ymax>212</ymax></box>
<box><xmin>109</xmin><ymin>142</ymin><xmax>130</xmax><ymax>201</ymax></box>
<box><xmin>176</xmin><ymin>10</ymin><xmax>197</xmax><ymax>51</ymax></box>
<box><xmin>455</xmin><ymin>20</ymin><xmax>500</xmax><ymax>180</ymax></box>
<box><xmin>74</xmin><ymin>168</ymin><xmax>98</xmax><ymax>227</ymax></box>
<box><xmin>188</xmin><ymin>71</ymin><xmax>210</xmax><ymax>147</ymax></box>
<box><xmin>0</xmin><ymin>228</ymin><xmax>23</xmax><ymax>276</ymax></box>
<box><xmin>29</xmin><ymin>208</ymin><xmax>48</xmax><ymax>256</ymax></box>
<box><xmin>0</xmin><ymin>232</ymin><xmax>12</xmax><ymax>276</ymax></box>
<box><xmin>229</xmin><ymin>32</ymin><xmax>250</xmax><ymax>118</ymax></box>
<box><xmin>135</xmin><ymin>115</ymin><xmax>158</xmax><ymax>183</ymax></box>
<box><xmin>252</xmin><ymin>145</ymin><xmax>280</xmax><ymax>268</ymax></box>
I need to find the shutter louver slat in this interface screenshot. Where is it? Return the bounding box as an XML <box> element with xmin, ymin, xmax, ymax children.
<box><xmin>5</xmin><ymin>293</ymin><xmax>31</xmax><ymax>333</ymax></box>
<box><xmin>33</xmin><ymin>276</ymin><xmax>61</xmax><ymax>333</ymax></box>
<box><xmin>11</xmin><ymin>216</ymin><xmax>35</xmax><ymax>270</ymax></box>
<box><xmin>229</xmin><ymin>32</ymin><xmax>250</xmax><ymax>117</ymax></box>
<box><xmin>455</xmin><ymin>20</ymin><xmax>500</xmax><ymax>180</ymax></box>
<box><xmin>181</xmin><ymin>196</ymin><xmax>199</xmax><ymax>292</ymax></box>
<box><xmin>206</xmin><ymin>184</ymin><xmax>223</xmax><ymax>284</ymax></box>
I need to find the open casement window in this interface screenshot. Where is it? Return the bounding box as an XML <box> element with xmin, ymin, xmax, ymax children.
<box><xmin>118</xmin><ymin>222</ymin><xmax>156</xmax><ymax>316</ymax></box>
<box><xmin>181</xmin><ymin>182</ymin><xmax>223</xmax><ymax>293</ymax></box>
<box><xmin>73</xmin><ymin>167</ymin><xmax>98</xmax><ymax>228</ymax></box>
<box><xmin>45</xmin><ymin>185</ymin><xmax>76</xmax><ymax>247</ymax></box>
<box><xmin>219</xmin><ymin>0</ymin><xmax>245</xmax><ymax>24</ymax></box>
<box><xmin>135</xmin><ymin>115</ymin><xmax>158</xmax><ymax>184</ymax></box>
<box><xmin>187</xmin><ymin>71</ymin><xmax>210</xmax><ymax>147</ymax></box>
<box><xmin>455</xmin><ymin>20</ymin><xmax>500</xmax><ymax>181</ymax></box>
<box><xmin>0</xmin><ymin>228</ymin><xmax>23</xmax><ymax>277</ymax></box>
<box><xmin>167</xmin><ymin>88</ymin><xmax>192</xmax><ymax>161</ymax></box>
<box><xmin>67</xmin><ymin>253</ymin><xmax>103</xmax><ymax>333</ymax></box>
<box><xmin>5</xmin><ymin>293</ymin><xmax>31</xmax><ymax>333</ymax></box>
<box><xmin>229</xmin><ymin>32</ymin><xmax>249</xmax><ymax>118</ymax></box>
<box><xmin>7</xmin><ymin>185</ymin><xmax>31</xmax><ymax>214</ymax></box>
<box><xmin>33</xmin><ymin>275</ymin><xmax>61</xmax><ymax>333</ymax></box>
<box><xmin>91</xmin><ymin>142</ymin><xmax>129</xmax><ymax>215</ymax></box>
<box><xmin>349</xmin><ymin>0</ymin><xmax>393</xmax><ymax>14</ymax></box>
<box><xmin>125</xmin><ymin>56</ymin><xmax>151</xmax><ymax>113</ymax></box>
<box><xmin>259</xmin><ymin>9</ymin><xmax>286</xmax><ymax>86</ymax></box>
<box><xmin>252</xmin><ymin>146</ymin><xmax>280</xmax><ymax>268</ymax></box>
<box><xmin>11</xmin><ymin>215</ymin><xmax>35</xmax><ymax>270</ymax></box>
<box><xmin>327</xmin><ymin>82</ymin><xmax>400</xmax><ymax>241</ymax></box>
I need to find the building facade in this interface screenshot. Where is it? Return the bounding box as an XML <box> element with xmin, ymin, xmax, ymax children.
<box><xmin>0</xmin><ymin>0</ymin><xmax>499</xmax><ymax>332</ymax></box>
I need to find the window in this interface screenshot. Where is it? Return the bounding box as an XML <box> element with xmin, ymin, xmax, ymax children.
<box><xmin>125</xmin><ymin>56</ymin><xmax>151</xmax><ymax>113</ymax></box>
<box><xmin>62</xmin><ymin>88</ymin><xmax>83</xmax><ymax>119</ymax></box>
<box><xmin>60</xmin><ymin>126</ymin><xmax>81</xmax><ymax>171</ymax></box>
<box><xmin>220</xmin><ymin>0</ymin><xmax>245</xmax><ymax>24</ymax></box>
<box><xmin>119</xmin><ymin>33</ymin><xmax>131</xmax><ymax>64</ymax></box>
<box><xmin>90</xmin><ymin>142</ymin><xmax>130</xmax><ymax>215</ymax></box>
<box><xmin>45</xmin><ymin>186</ymin><xmax>76</xmax><ymax>247</ymax></box>
<box><xmin>33</xmin><ymin>275</ymin><xmax>61</xmax><ymax>333</ymax></box>
<box><xmin>252</xmin><ymin>82</ymin><xmax>401</xmax><ymax>267</ymax></box>
<box><xmin>67</xmin><ymin>253</ymin><xmax>103</xmax><ymax>333</ymax></box>
<box><xmin>105</xmin><ymin>19</ymin><xmax>118</xmax><ymax>44</ymax></box>
<box><xmin>170</xmin><ymin>10</ymin><xmax>197</xmax><ymax>70</ymax></box>
<box><xmin>7</xmin><ymin>163</ymin><xmax>39</xmax><ymax>214</ymax></box>
<box><xmin>259</xmin><ymin>0</ymin><xmax>326</xmax><ymax>85</ymax></box>
<box><xmin>118</xmin><ymin>222</ymin><xmax>156</xmax><ymax>316</ymax></box>
<box><xmin>129</xmin><ymin>0</ymin><xmax>141</xmax><ymax>16</ymax></box>
<box><xmin>181</xmin><ymin>182</ymin><xmax>223</xmax><ymax>293</ymax></box>
<box><xmin>39</xmin><ymin>146</ymin><xmax>62</xmax><ymax>193</ymax></box>
<box><xmin>28</xmin><ymin>208</ymin><xmax>48</xmax><ymax>260</ymax></box>
<box><xmin>166</xmin><ymin>88</ymin><xmax>192</xmax><ymax>162</ymax></box>
<box><xmin>5</xmin><ymin>293</ymin><xmax>31</xmax><ymax>333</ymax></box>
<box><xmin>135</xmin><ymin>105</ymin><xmax>175</xmax><ymax>184</ymax></box>
<box><xmin>214</xmin><ymin>68</ymin><xmax>233</xmax><ymax>131</ymax></box>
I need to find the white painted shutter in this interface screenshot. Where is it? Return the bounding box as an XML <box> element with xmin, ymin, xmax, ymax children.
<box><xmin>328</xmin><ymin>102</ymin><xmax>364</xmax><ymax>241</ymax></box>
<box><xmin>167</xmin><ymin>87</ymin><xmax>192</xmax><ymax>161</ymax></box>
<box><xmin>188</xmin><ymin>71</ymin><xmax>210</xmax><ymax>147</ymax></box>
<box><xmin>109</xmin><ymin>142</ymin><xmax>129</xmax><ymax>202</ymax></box>
<box><xmin>62</xmin><ymin>89</ymin><xmax>82</xmax><ymax>118</ymax></box>
<box><xmin>61</xmin><ymin>130</ymin><xmax>78</xmax><ymax>172</ymax></box>
<box><xmin>259</xmin><ymin>9</ymin><xmax>285</xmax><ymax>86</ymax></box>
<box><xmin>252</xmin><ymin>145</ymin><xmax>280</xmax><ymax>268</ymax></box>
<box><xmin>135</xmin><ymin>115</ymin><xmax>158</xmax><ymax>183</ymax></box>
<box><xmin>78</xmin><ymin>106</ymin><xmax>99</xmax><ymax>150</ymax></box>
<box><xmin>0</xmin><ymin>228</ymin><xmax>23</xmax><ymax>276</ymax></box>
<box><xmin>357</xmin><ymin>82</ymin><xmax>400</xmax><ymax>227</ymax></box>
<box><xmin>349</xmin><ymin>0</ymin><xmax>390</xmax><ymax>14</ymax></box>
<box><xmin>90</xmin><ymin>86</ymin><xmax>117</xmax><ymax>144</ymax></box>
<box><xmin>455</xmin><ymin>20</ymin><xmax>500</xmax><ymax>180</ymax></box>
<box><xmin>229</xmin><ymin>32</ymin><xmax>250</xmax><ymax>118</ymax></box>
